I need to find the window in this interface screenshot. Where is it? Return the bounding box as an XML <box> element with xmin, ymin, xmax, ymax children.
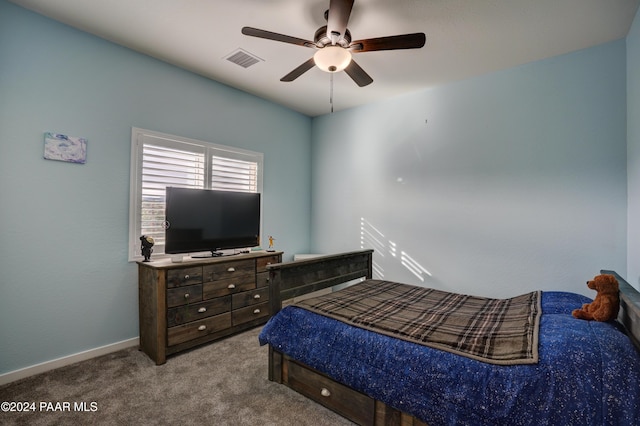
<box><xmin>128</xmin><ymin>128</ymin><xmax>263</xmax><ymax>261</ymax></box>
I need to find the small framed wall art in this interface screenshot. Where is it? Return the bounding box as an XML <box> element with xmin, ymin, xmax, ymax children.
<box><xmin>44</xmin><ymin>132</ymin><xmax>87</xmax><ymax>164</ymax></box>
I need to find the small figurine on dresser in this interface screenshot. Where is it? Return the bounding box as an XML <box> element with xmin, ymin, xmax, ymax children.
<box><xmin>140</xmin><ymin>235</ymin><xmax>155</xmax><ymax>262</ymax></box>
<box><xmin>267</xmin><ymin>235</ymin><xmax>276</xmax><ymax>252</ymax></box>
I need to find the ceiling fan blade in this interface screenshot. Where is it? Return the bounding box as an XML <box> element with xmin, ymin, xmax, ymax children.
<box><xmin>280</xmin><ymin>58</ymin><xmax>316</xmax><ymax>82</ymax></box>
<box><xmin>242</xmin><ymin>27</ymin><xmax>315</xmax><ymax>48</ymax></box>
<box><xmin>326</xmin><ymin>0</ymin><xmax>354</xmax><ymax>44</ymax></box>
<box><xmin>350</xmin><ymin>33</ymin><xmax>426</xmax><ymax>52</ymax></box>
<box><xmin>344</xmin><ymin>59</ymin><xmax>373</xmax><ymax>87</ymax></box>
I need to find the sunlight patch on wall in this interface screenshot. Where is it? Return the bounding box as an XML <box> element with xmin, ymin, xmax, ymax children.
<box><xmin>360</xmin><ymin>217</ymin><xmax>386</xmax><ymax>256</ymax></box>
<box><xmin>389</xmin><ymin>241</ymin><xmax>397</xmax><ymax>257</ymax></box>
<box><xmin>360</xmin><ymin>218</ymin><xmax>431</xmax><ymax>281</ymax></box>
<box><xmin>401</xmin><ymin>251</ymin><xmax>432</xmax><ymax>282</ymax></box>
<box><xmin>361</xmin><ymin>217</ymin><xmax>385</xmax><ymax>278</ymax></box>
<box><xmin>372</xmin><ymin>261</ymin><xmax>385</xmax><ymax>279</ymax></box>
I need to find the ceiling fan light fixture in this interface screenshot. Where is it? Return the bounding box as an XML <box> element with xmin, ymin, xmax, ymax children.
<box><xmin>314</xmin><ymin>46</ymin><xmax>352</xmax><ymax>72</ymax></box>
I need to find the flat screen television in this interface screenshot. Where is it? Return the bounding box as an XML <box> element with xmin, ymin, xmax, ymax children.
<box><xmin>164</xmin><ymin>187</ymin><xmax>261</xmax><ymax>256</ymax></box>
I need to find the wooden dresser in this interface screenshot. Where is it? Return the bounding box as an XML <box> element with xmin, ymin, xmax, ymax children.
<box><xmin>137</xmin><ymin>251</ymin><xmax>282</xmax><ymax>364</ymax></box>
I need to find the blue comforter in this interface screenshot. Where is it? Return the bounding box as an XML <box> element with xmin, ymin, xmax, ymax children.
<box><xmin>259</xmin><ymin>291</ymin><xmax>640</xmax><ymax>425</ymax></box>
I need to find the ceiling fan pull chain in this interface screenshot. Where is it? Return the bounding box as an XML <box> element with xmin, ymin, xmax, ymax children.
<box><xmin>330</xmin><ymin>72</ymin><xmax>334</xmax><ymax>113</ymax></box>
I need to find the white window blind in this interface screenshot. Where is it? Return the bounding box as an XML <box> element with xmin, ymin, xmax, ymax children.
<box><xmin>211</xmin><ymin>156</ymin><xmax>258</xmax><ymax>192</ymax></box>
<box><xmin>140</xmin><ymin>144</ymin><xmax>205</xmax><ymax>248</ymax></box>
<box><xmin>129</xmin><ymin>128</ymin><xmax>263</xmax><ymax>261</ymax></box>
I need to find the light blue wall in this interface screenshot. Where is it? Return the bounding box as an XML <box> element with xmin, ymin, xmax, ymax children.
<box><xmin>628</xmin><ymin>7</ymin><xmax>640</xmax><ymax>287</ymax></box>
<box><xmin>311</xmin><ymin>40</ymin><xmax>628</xmax><ymax>298</ymax></box>
<box><xmin>0</xmin><ymin>1</ymin><xmax>311</xmax><ymax>374</ymax></box>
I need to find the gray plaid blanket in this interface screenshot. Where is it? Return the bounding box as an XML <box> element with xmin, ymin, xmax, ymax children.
<box><xmin>295</xmin><ymin>280</ymin><xmax>541</xmax><ymax>365</ymax></box>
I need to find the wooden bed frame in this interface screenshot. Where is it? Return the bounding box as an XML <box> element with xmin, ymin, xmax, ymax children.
<box><xmin>266</xmin><ymin>250</ymin><xmax>640</xmax><ymax>426</ymax></box>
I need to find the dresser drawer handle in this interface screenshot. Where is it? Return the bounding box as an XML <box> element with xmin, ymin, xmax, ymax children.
<box><xmin>198</xmin><ymin>307</ymin><xmax>207</xmax><ymax>313</ymax></box>
<box><xmin>184</xmin><ymin>293</ymin><xmax>190</xmax><ymax>299</ymax></box>
<box><xmin>320</xmin><ymin>388</ymin><xmax>331</xmax><ymax>397</ymax></box>
<box><xmin>184</xmin><ymin>274</ymin><xmax>190</xmax><ymax>280</ymax></box>
<box><xmin>227</xmin><ymin>284</ymin><xmax>236</xmax><ymax>289</ymax></box>
<box><xmin>253</xmin><ymin>294</ymin><xmax>261</xmax><ymax>299</ymax></box>
<box><xmin>198</xmin><ymin>325</ymin><xmax>206</xmax><ymax>331</ymax></box>
<box><xmin>253</xmin><ymin>308</ymin><xmax>261</xmax><ymax>314</ymax></box>
<box><xmin>227</xmin><ymin>267</ymin><xmax>235</xmax><ymax>272</ymax></box>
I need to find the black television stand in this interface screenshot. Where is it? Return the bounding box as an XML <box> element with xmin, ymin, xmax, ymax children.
<box><xmin>191</xmin><ymin>250</ymin><xmax>239</xmax><ymax>258</ymax></box>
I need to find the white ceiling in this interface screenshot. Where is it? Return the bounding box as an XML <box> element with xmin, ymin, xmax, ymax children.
<box><xmin>10</xmin><ymin>0</ymin><xmax>640</xmax><ymax>117</ymax></box>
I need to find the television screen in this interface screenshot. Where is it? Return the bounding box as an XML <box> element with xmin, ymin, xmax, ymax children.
<box><xmin>165</xmin><ymin>187</ymin><xmax>261</xmax><ymax>256</ymax></box>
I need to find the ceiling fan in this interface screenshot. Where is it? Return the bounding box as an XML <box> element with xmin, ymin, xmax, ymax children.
<box><xmin>241</xmin><ymin>0</ymin><xmax>426</xmax><ymax>87</ymax></box>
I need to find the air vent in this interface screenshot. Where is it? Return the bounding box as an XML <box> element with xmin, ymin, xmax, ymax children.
<box><xmin>224</xmin><ymin>48</ymin><xmax>263</xmax><ymax>68</ymax></box>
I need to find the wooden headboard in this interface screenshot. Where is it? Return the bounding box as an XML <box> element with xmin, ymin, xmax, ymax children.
<box><xmin>601</xmin><ymin>269</ymin><xmax>640</xmax><ymax>351</ymax></box>
<box><xmin>267</xmin><ymin>249</ymin><xmax>373</xmax><ymax>315</ymax></box>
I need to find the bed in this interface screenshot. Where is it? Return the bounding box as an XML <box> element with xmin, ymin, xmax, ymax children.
<box><xmin>259</xmin><ymin>250</ymin><xmax>640</xmax><ymax>426</ymax></box>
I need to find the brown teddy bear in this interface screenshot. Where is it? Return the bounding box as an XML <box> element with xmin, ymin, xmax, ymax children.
<box><xmin>572</xmin><ymin>274</ymin><xmax>620</xmax><ymax>322</ymax></box>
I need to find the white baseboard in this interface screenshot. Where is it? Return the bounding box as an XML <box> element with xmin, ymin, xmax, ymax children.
<box><xmin>0</xmin><ymin>337</ymin><xmax>139</xmax><ymax>386</ymax></box>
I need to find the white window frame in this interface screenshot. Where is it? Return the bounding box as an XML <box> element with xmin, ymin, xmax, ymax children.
<box><xmin>128</xmin><ymin>127</ymin><xmax>263</xmax><ymax>261</ymax></box>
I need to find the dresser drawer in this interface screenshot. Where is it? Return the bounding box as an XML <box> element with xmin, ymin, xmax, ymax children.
<box><xmin>257</xmin><ymin>255</ymin><xmax>280</xmax><ymax>272</ymax></box>
<box><xmin>203</xmin><ymin>276</ymin><xmax>256</xmax><ymax>299</ymax></box>
<box><xmin>256</xmin><ymin>271</ymin><xmax>270</xmax><ymax>288</ymax></box>
<box><xmin>232</xmin><ymin>301</ymin><xmax>269</xmax><ymax>325</ymax></box>
<box><xmin>232</xmin><ymin>286</ymin><xmax>269</xmax><ymax>309</ymax></box>
<box><xmin>167</xmin><ymin>296</ymin><xmax>231</xmax><ymax>327</ymax></box>
<box><xmin>166</xmin><ymin>284</ymin><xmax>203</xmax><ymax>308</ymax></box>
<box><xmin>204</xmin><ymin>259</ymin><xmax>255</xmax><ymax>281</ymax></box>
<box><xmin>167</xmin><ymin>312</ymin><xmax>232</xmax><ymax>346</ymax></box>
<box><xmin>286</xmin><ymin>360</ymin><xmax>374</xmax><ymax>426</ymax></box>
<box><xmin>167</xmin><ymin>267</ymin><xmax>203</xmax><ymax>288</ymax></box>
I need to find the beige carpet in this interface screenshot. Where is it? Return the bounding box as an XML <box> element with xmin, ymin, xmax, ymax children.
<box><xmin>0</xmin><ymin>327</ymin><xmax>354</xmax><ymax>425</ymax></box>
